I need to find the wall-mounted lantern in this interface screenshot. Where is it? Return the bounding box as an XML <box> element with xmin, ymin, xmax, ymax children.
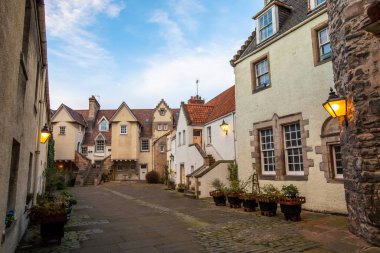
<box><xmin>40</xmin><ymin>124</ymin><xmax>51</xmax><ymax>144</ymax></box>
<box><xmin>220</xmin><ymin>120</ymin><xmax>229</xmax><ymax>135</ymax></box>
<box><xmin>170</xmin><ymin>154</ymin><xmax>174</xmax><ymax>161</ymax></box>
<box><xmin>322</xmin><ymin>88</ymin><xmax>348</xmax><ymax>124</ymax></box>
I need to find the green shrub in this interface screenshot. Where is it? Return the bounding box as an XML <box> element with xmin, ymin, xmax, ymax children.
<box><xmin>145</xmin><ymin>171</ymin><xmax>160</xmax><ymax>184</ymax></box>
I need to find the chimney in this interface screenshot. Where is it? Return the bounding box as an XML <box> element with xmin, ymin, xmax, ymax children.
<box><xmin>88</xmin><ymin>95</ymin><xmax>100</xmax><ymax>120</ymax></box>
<box><xmin>264</xmin><ymin>0</ymin><xmax>272</xmax><ymax>5</ymax></box>
<box><xmin>188</xmin><ymin>95</ymin><xmax>205</xmax><ymax>105</ymax></box>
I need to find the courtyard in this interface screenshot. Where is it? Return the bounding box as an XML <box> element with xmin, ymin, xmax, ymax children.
<box><xmin>17</xmin><ymin>182</ymin><xmax>379</xmax><ymax>253</ymax></box>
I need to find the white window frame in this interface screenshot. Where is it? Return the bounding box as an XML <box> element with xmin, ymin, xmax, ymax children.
<box><xmin>260</xmin><ymin>128</ymin><xmax>276</xmax><ymax>175</ymax></box>
<box><xmin>158</xmin><ymin>123</ymin><xmax>162</xmax><ymax>131</ymax></box>
<box><xmin>141</xmin><ymin>139</ymin><xmax>149</xmax><ymax>152</ymax></box>
<box><xmin>95</xmin><ymin>136</ymin><xmax>105</xmax><ymax>153</ymax></box>
<box><xmin>207</xmin><ymin>126</ymin><xmax>212</xmax><ymax>144</ymax></box>
<box><xmin>159</xmin><ymin>108</ymin><xmax>166</xmax><ymax>116</ymax></box>
<box><xmin>159</xmin><ymin>145</ymin><xmax>165</xmax><ymax>153</ymax></box>
<box><xmin>120</xmin><ymin>125</ymin><xmax>127</xmax><ymax>135</ymax></box>
<box><xmin>283</xmin><ymin>123</ymin><xmax>304</xmax><ymax>176</ymax></box>
<box><xmin>318</xmin><ymin>27</ymin><xmax>331</xmax><ymax>61</ymax></box>
<box><xmin>256</xmin><ymin>6</ymin><xmax>278</xmax><ymax>44</ymax></box>
<box><xmin>59</xmin><ymin>126</ymin><xmax>66</xmax><ymax>135</ymax></box>
<box><xmin>163</xmin><ymin>123</ymin><xmax>168</xmax><ymax>131</ymax></box>
<box><xmin>310</xmin><ymin>0</ymin><xmax>326</xmax><ymax>10</ymax></box>
<box><xmin>255</xmin><ymin>58</ymin><xmax>270</xmax><ymax>89</ymax></box>
<box><xmin>332</xmin><ymin>145</ymin><xmax>343</xmax><ymax>179</ymax></box>
<box><xmin>99</xmin><ymin>119</ymin><xmax>108</xmax><ymax>132</ymax></box>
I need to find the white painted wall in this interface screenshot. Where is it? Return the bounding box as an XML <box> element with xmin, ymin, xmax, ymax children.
<box><xmin>204</xmin><ymin>113</ymin><xmax>236</xmax><ymax>160</ymax></box>
<box><xmin>234</xmin><ymin>12</ymin><xmax>346</xmax><ymax>213</ymax></box>
<box><xmin>85</xmin><ymin>145</ymin><xmax>112</xmax><ymax>163</ymax></box>
<box><xmin>174</xmin><ymin>106</ymin><xmax>204</xmax><ymax>184</ymax></box>
<box><xmin>198</xmin><ymin>162</ymin><xmax>231</xmax><ymax>198</ymax></box>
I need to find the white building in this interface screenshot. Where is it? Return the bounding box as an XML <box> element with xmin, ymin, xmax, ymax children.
<box><xmin>173</xmin><ymin>86</ymin><xmax>236</xmax><ymax>198</ymax></box>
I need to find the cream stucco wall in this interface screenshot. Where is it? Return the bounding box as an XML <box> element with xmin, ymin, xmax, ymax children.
<box><xmin>111</xmin><ymin>106</ymin><xmax>140</xmax><ymax>160</ymax></box>
<box><xmin>153</xmin><ymin>101</ymin><xmax>172</xmax><ymax>139</ymax></box>
<box><xmin>52</xmin><ymin>108</ymin><xmax>83</xmax><ymax>161</ymax></box>
<box><xmin>198</xmin><ymin>162</ymin><xmax>231</xmax><ymax>198</ymax></box>
<box><xmin>234</xmin><ymin>12</ymin><xmax>346</xmax><ymax>213</ymax></box>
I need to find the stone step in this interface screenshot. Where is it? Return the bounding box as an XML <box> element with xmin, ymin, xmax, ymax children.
<box><xmin>184</xmin><ymin>191</ymin><xmax>196</xmax><ymax>199</ymax></box>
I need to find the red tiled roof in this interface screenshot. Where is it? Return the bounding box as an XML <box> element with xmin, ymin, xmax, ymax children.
<box><xmin>206</xmin><ymin>85</ymin><xmax>235</xmax><ymax>122</ymax></box>
<box><xmin>131</xmin><ymin>109</ymin><xmax>154</xmax><ymax>138</ymax></box>
<box><xmin>81</xmin><ymin>109</ymin><xmax>115</xmax><ymax>146</ymax></box>
<box><xmin>62</xmin><ymin>104</ymin><xmax>86</xmax><ymax>126</ymax></box>
<box><xmin>184</xmin><ymin>104</ymin><xmax>214</xmax><ymax>125</ymax></box>
<box><xmin>183</xmin><ymin>85</ymin><xmax>235</xmax><ymax>125</ymax></box>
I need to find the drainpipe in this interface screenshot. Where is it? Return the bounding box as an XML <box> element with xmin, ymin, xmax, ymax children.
<box><xmin>33</xmin><ymin>67</ymin><xmax>47</xmax><ymax>203</ymax></box>
<box><xmin>232</xmin><ymin>112</ymin><xmax>237</xmax><ymax>164</ymax></box>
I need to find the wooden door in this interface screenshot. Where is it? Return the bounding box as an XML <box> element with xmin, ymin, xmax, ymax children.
<box><xmin>180</xmin><ymin>164</ymin><xmax>185</xmax><ymax>184</ymax></box>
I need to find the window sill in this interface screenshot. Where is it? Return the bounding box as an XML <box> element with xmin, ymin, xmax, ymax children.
<box><xmin>140</xmin><ymin>150</ymin><xmax>149</xmax><ymax>152</ymax></box>
<box><xmin>326</xmin><ymin>178</ymin><xmax>344</xmax><ymax>184</ymax></box>
<box><xmin>314</xmin><ymin>57</ymin><xmax>331</xmax><ymax>67</ymax></box>
<box><xmin>253</xmin><ymin>85</ymin><xmax>271</xmax><ymax>94</ymax></box>
<box><xmin>281</xmin><ymin>175</ymin><xmax>308</xmax><ymax>181</ymax></box>
<box><xmin>259</xmin><ymin>175</ymin><xmax>276</xmax><ymax>180</ymax></box>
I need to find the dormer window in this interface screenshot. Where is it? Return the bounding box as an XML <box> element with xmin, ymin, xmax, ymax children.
<box><xmin>99</xmin><ymin>119</ymin><xmax>108</xmax><ymax>132</ymax></box>
<box><xmin>256</xmin><ymin>6</ymin><xmax>278</xmax><ymax>43</ymax></box>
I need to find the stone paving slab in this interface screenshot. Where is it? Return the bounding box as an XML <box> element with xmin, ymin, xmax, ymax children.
<box><xmin>16</xmin><ymin>182</ymin><xmax>380</xmax><ymax>253</ymax></box>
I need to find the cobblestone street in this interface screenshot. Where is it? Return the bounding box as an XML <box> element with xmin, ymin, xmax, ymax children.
<box><xmin>17</xmin><ymin>182</ymin><xmax>380</xmax><ymax>253</ymax></box>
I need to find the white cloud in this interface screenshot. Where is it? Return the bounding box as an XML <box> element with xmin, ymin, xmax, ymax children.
<box><xmin>168</xmin><ymin>0</ymin><xmax>205</xmax><ymax>31</ymax></box>
<box><xmin>45</xmin><ymin>0</ymin><xmax>125</xmax><ymax>66</ymax></box>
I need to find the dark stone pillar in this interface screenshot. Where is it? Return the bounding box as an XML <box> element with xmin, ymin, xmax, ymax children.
<box><xmin>327</xmin><ymin>0</ymin><xmax>380</xmax><ymax>245</ymax></box>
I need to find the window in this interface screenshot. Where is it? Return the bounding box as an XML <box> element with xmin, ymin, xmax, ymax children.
<box><xmin>159</xmin><ymin>144</ymin><xmax>165</xmax><ymax>153</ymax></box>
<box><xmin>59</xmin><ymin>126</ymin><xmax>66</xmax><ymax>135</ymax></box>
<box><xmin>258</xmin><ymin>10</ymin><xmax>273</xmax><ymax>42</ymax></box>
<box><xmin>159</xmin><ymin>108</ymin><xmax>166</xmax><ymax>116</ymax></box>
<box><xmin>178</xmin><ymin>132</ymin><xmax>182</xmax><ymax>146</ymax></box>
<box><xmin>332</xmin><ymin>145</ymin><xmax>343</xmax><ymax>179</ymax></box>
<box><xmin>95</xmin><ymin>160</ymin><xmax>102</xmax><ymax>168</ymax></box>
<box><xmin>158</xmin><ymin>123</ymin><xmax>162</xmax><ymax>131</ymax></box>
<box><xmin>81</xmin><ymin>146</ymin><xmax>88</xmax><ymax>155</ymax></box>
<box><xmin>99</xmin><ymin>120</ymin><xmax>108</xmax><ymax>131</ymax></box>
<box><xmin>116</xmin><ymin>164</ymin><xmax>124</xmax><ymax>172</ymax></box>
<box><xmin>120</xmin><ymin>125</ymin><xmax>127</xmax><ymax>134</ymax></box>
<box><xmin>318</xmin><ymin>27</ymin><xmax>331</xmax><ymax>60</ymax></box>
<box><xmin>255</xmin><ymin>58</ymin><xmax>270</xmax><ymax>89</ymax></box>
<box><xmin>26</xmin><ymin>153</ymin><xmax>33</xmax><ymax>198</ymax></box>
<box><xmin>207</xmin><ymin>126</ymin><xmax>212</xmax><ymax>144</ymax></box>
<box><xmin>95</xmin><ymin>136</ymin><xmax>105</xmax><ymax>153</ymax></box>
<box><xmin>163</xmin><ymin>123</ymin><xmax>168</xmax><ymax>131</ymax></box>
<box><xmin>284</xmin><ymin>123</ymin><xmax>304</xmax><ymax>175</ymax></box>
<box><xmin>183</xmin><ymin>130</ymin><xmax>186</xmax><ymax>145</ymax></box>
<box><xmin>309</xmin><ymin>0</ymin><xmax>326</xmax><ymax>10</ymax></box>
<box><xmin>312</xmin><ymin>22</ymin><xmax>331</xmax><ymax>65</ymax></box>
<box><xmin>141</xmin><ymin>139</ymin><xmax>149</xmax><ymax>152</ymax></box>
<box><xmin>260</xmin><ymin>129</ymin><xmax>275</xmax><ymax>175</ymax></box>
<box><xmin>7</xmin><ymin>139</ymin><xmax>20</xmax><ymax>213</ymax></box>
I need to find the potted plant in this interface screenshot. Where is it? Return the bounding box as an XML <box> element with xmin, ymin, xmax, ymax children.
<box><xmin>59</xmin><ymin>190</ymin><xmax>77</xmax><ymax>221</ymax></box>
<box><xmin>278</xmin><ymin>184</ymin><xmax>306</xmax><ymax>221</ymax></box>
<box><xmin>224</xmin><ymin>164</ymin><xmax>250</xmax><ymax>208</ymax></box>
<box><xmin>177</xmin><ymin>183</ymin><xmax>186</xmax><ymax>193</ymax></box>
<box><xmin>29</xmin><ymin>202</ymin><xmax>67</xmax><ymax>245</ymax></box>
<box><xmin>168</xmin><ymin>179</ymin><xmax>176</xmax><ymax>190</ymax></box>
<box><xmin>209</xmin><ymin>178</ymin><xmax>226</xmax><ymax>206</ymax></box>
<box><xmin>257</xmin><ymin>184</ymin><xmax>279</xmax><ymax>217</ymax></box>
<box><xmin>4</xmin><ymin>210</ymin><xmax>15</xmax><ymax>228</ymax></box>
<box><xmin>240</xmin><ymin>191</ymin><xmax>258</xmax><ymax>212</ymax></box>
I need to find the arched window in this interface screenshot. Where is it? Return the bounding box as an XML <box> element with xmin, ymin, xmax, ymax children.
<box><xmin>99</xmin><ymin>119</ymin><xmax>108</xmax><ymax>132</ymax></box>
<box><xmin>95</xmin><ymin>135</ymin><xmax>105</xmax><ymax>153</ymax></box>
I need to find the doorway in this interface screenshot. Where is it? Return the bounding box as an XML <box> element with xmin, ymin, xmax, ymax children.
<box><xmin>193</xmin><ymin>129</ymin><xmax>202</xmax><ymax>146</ymax></box>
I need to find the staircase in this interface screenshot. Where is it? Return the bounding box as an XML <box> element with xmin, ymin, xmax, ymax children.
<box><xmin>84</xmin><ymin>166</ymin><xmax>102</xmax><ymax>186</ymax></box>
<box><xmin>184</xmin><ymin>189</ymin><xmax>197</xmax><ymax>199</ymax></box>
<box><xmin>204</xmin><ymin>155</ymin><xmax>216</xmax><ymax>166</ymax></box>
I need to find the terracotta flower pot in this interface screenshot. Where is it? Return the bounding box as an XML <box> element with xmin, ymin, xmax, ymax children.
<box><xmin>210</xmin><ymin>190</ymin><xmax>226</xmax><ymax>206</ymax></box>
<box><xmin>279</xmin><ymin>196</ymin><xmax>306</xmax><ymax>221</ymax></box>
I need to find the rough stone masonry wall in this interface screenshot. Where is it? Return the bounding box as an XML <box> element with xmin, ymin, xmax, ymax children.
<box><xmin>327</xmin><ymin>0</ymin><xmax>380</xmax><ymax>245</ymax></box>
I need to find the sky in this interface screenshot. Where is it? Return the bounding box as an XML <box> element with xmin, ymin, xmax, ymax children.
<box><xmin>45</xmin><ymin>0</ymin><xmax>263</xmax><ymax>110</ymax></box>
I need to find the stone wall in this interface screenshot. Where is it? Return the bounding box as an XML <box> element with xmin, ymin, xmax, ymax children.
<box><xmin>327</xmin><ymin>0</ymin><xmax>380</xmax><ymax>245</ymax></box>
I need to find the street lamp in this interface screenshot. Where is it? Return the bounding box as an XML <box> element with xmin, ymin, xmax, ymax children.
<box><xmin>40</xmin><ymin>123</ymin><xmax>51</xmax><ymax>144</ymax></box>
<box><xmin>322</xmin><ymin>87</ymin><xmax>348</xmax><ymax>127</ymax></box>
<box><xmin>220</xmin><ymin>120</ymin><xmax>229</xmax><ymax>135</ymax></box>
